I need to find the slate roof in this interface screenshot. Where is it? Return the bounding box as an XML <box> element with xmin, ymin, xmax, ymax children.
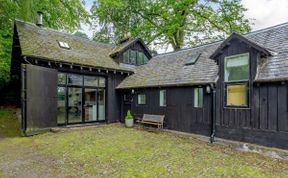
<box><xmin>15</xmin><ymin>20</ymin><xmax>133</xmax><ymax>72</ymax></box>
<box><xmin>117</xmin><ymin>22</ymin><xmax>288</xmax><ymax>89</ymax></box>
<box><xmin>117</xmin><ymin>42</ymin><xmax>221</xmax><ymax>89</ymax></box>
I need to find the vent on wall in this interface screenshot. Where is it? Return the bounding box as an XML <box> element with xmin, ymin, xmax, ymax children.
<box><xmin>185</xmin><ymin>53</ymin><xmax>201</xmax><ymax>65</ymax></box>
<box><xmin>58</xmin><ymin>41</ymin><xmax>70</xmax><ymax>49</ymax></box>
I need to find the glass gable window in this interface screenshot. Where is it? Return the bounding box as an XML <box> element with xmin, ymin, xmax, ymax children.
<box><xmin>138</xmin><ymin>94</ymin><xmax>146</xmax><ymax>105</ymax></box>
<box><xmin>224</xmin><ymin>53</ymin><xmax>249</xmax><ymax>107</ymax></box>
<box><xmin>160</xmin><ymin>90</ymin><xmax>166</xmax><ymax>106</ymax></box>
<box><xmin>57</xmin><ymin>72</ymin><xmax>106</xmax><ymax>125</ymax></box>
<box><xmin>194</xmin><ymin>88</ymin><xmax>203</xmax><ymax>108</ymax></box>
<box><xmin>122</xmin><ymin>49</ymin><xmax>149</xmax><ymax>65</ymax></box>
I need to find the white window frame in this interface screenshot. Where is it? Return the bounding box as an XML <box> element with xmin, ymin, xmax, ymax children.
<box><xmin>194</xmin><ymin>88</ymin><xmax>203</xmax><ymax>108</ymax></box>
<box><xmin>159</xmin><ymin>90</ymin><xmax>166</xmax><ymax>107</ymax></box>
<box><xmin>138</xmin><ymin>94</ymin><xmax>146</xmax><ymax>105</ymax></box>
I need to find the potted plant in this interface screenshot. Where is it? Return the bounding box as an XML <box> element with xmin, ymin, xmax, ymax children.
<box><xmin>125</xmin><ymin>110</ymin><xmax>134</xmax><ymax>127</ymax></box>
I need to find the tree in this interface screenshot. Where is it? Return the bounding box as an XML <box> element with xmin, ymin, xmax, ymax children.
<box><xmin>74</xmin><ymin>31</ymin><xmax>89</xmax><ymax>39</ymax></box>
<box><xmin>0</xmin><ymin>0</ymin><xmax>90</xmax><ymax>88</ymax></box>
<box><xmin>91</xmin><ymin>0</ymin><xmax>251</xmax><ymax>51</ymax></box>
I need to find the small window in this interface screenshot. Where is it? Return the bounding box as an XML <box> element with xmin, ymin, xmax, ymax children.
<box><xmin>159</xmin><ymin>90</ymin><xmax>166</xmax><ymax>106</ymax></box>
<box><xmin>67</xmin><ymin>74</ymin><xmax>83</xmax><ymax>86</ymax></box>
<box><xmin>185</xmin><ymin>53</ymin><xmax>201</xmax><ymax>65</ymax></box>
<box><xmin>58</xmin><ymin>41</ymin><xmax>70</xmax><ymax>49</ymax></box>
<box><xmin>194</xmin><ymin>88</ymin><xmax>203</xmax><ymax>108</ymax></box>
<box><xmin>224</xmin><ymin>53</ymin><xmax>249</xmax><ymax>82</ymax></box>
<box><xmin>226</xmin><ymin>83</ymin><xmax>248</xmax><ymax>107</ymax></box>
<box><xmin>138</xmin><ymin>94</ymin><xmax>146</xmax><ymax>105</ymax></box>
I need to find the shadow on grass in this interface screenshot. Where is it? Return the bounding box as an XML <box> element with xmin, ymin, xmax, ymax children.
<box><xmin>0</xmin><ymin>106</ymin><xmax>21</xmax><ymax>138</ymax></box>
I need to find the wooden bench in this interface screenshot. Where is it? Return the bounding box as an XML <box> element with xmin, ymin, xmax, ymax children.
<box><xmin>137</xmin><ymin>114</ymin><xmax>165</xmax><ymax>129</ymax></box>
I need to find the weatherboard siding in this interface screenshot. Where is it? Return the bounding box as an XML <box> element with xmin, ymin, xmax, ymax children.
<box><xmin>215</xmin><ymin>37</ymin><xmax>288</xmax><ymax>149</ymax></box>
<box><xmin>130</xmin><ymin>87</ymin><xmax>213</xmax><ymax>136</ymax></box>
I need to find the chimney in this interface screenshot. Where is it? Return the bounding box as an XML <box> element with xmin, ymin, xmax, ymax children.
<box><xmin>36</xmin><ymin>11</ymin><xmax>43</xmax><ymax>27</ymax></box>
<box><xmin>119</xmin><ymin>32</ymin><xmax>132</xmax><ymax>44</ymax></box>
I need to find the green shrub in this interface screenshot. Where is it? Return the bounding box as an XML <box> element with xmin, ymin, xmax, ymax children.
<box><xmin>125</xmin><ymin>110</ymin><xmax>133</xmax><ymax>120</ymax></box>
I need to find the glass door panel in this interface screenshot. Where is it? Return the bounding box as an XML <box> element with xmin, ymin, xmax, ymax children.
<box><xmin>98</xmin><ymin>89</ymin><xmax>105</xmax><ymax>121</ymax></box>
<box><xmin>68</xmin><ymin>87</ymin><xmax>82</xmax><ymax>124</ymax></box>
<box><xmin>57</xmin><ymin>87</ymin><xmax>66</xmax><ymax>125</ymax></box>
<box><xmin>84</xmin><ymin>88</ymin><xmax>97</xmax><ymax>122</ymax></box>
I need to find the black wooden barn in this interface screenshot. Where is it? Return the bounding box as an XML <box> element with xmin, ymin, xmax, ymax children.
<box><xmin>11</xmin><ymin>19</ymin><xmax>288</xmax><ymax>149</ymax></box>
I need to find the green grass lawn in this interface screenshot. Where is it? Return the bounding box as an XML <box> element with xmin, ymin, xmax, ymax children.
<box><xmin>0</xmin><ymin>107</ymin><xmax>288</xmax><ymax>177</ymax></box>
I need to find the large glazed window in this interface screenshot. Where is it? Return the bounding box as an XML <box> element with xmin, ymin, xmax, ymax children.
<box><xmin>57</xmin><ymin>72</ymin><xmax>106</xmax><ymax>125</ymax></box>
<box><xmin>224</xmin><ymin>53</ymin><xmax>249</xmax><ymax>107</ymax></box>
<box><xmin>122</xmin><ymin>49</ymin><xmax>149</xmax><ymax>65</ymax></box>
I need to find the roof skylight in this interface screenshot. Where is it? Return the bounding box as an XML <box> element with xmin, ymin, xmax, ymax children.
<box><xmin>185</xmin><ymin>53</ymin><xmax>201</xmax><ymax>65</ymax></box>
<box><xmin>58</xmin><ymin>41</ymin><xmax>70</xmax><ymax>49</ymax></box>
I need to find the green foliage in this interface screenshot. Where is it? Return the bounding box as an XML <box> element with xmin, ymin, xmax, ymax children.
<box><xmin>91</xmin><ymin>0</ymin><xmax>251</xmax><ymax>51</ymax></box>
<box><xmin>74</xmin><ymin>31</ymin><xmax>89</xmax><ymax>39</ymax></box>
<box><xmin>0</xmin><ymin>0</ymin><xmax>90</xmax><ymax>89</ymax></box>
<box><xmin>125</xmin><ymin>110</ymin><xmax>133</xmax><ymax>120</ymax></box>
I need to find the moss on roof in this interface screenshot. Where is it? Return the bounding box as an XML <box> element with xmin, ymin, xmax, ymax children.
<box><xmin>15</xmin><ymin>20</ymin><xmax>133</xmax><ymax>72</ymax></box>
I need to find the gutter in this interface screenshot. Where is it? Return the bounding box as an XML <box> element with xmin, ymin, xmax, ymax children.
<box><xmin>210</xmin><ymin>84</ymin><xmax>216</xmax><ymax>143</ymax></box>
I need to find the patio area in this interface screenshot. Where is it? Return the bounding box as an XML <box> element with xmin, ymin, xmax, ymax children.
<box><xmin>0</xmin><ymin>107</ymin><xmax>288</xmax><ymax>177</ymax></box>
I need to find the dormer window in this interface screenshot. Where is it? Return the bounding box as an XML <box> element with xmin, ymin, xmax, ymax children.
<box><xmin>58</xmin><ymin>41</ymin><xmax>70</xmax><ymax>49</ymax></box>
<box><xmin>122</xmin><ymin>49</ymin><xmax>149</xmax><ymax>65</ymax></box>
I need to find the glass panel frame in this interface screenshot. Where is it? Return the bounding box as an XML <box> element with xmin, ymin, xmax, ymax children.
<box><xmin>159</xmin><ymin>90</ymin><xmax>166</xmax><ymax>107</ymax></box>
<box><xmin>194</xmin><ymin>88</ymin><xmax>203</xmax><ymax>108</ymax></box>
<box><xmin>225</xmin><ymin>83</ymin><xmax>249</xmax><ymax>107</ymax></box>
<box><xmin>224</xmin><ymin>53</ymin><xmax>249</xmax><ymax>82</ymax></box>
<box><xmin>138</xmin><ymin>94</ymin><xmax>146</xmax><ymax>105</ymax></box>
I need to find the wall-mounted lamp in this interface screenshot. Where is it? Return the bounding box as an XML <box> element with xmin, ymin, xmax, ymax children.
<box><xmin>131</xmin><ymin>89</ymin><xmax>135</xmax><ymax>94</ymax></box>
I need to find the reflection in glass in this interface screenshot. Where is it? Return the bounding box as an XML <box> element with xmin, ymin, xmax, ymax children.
<box><xmin>98</xmin><ymin>89</ymin><xmax>105</xmax><ymax>121</ymax></box>
<box><xmin>99</xmin><ymin>77</ymin><xmax>105</xmax><ymax>87</ymax></box>
<box><xmin>84</xmin><ymin>88</ymin><xmax>97</xmax><ymax>122</ymax></box>
<box><xmin>58</xmin><ymin>73</ymin><xmax>66</xmax><ymax>85</ymax></box>
<box><xmin>84</xmin><ymin>76</ymin><xmax>98</xmax><ymax>87</ymax></box>
<box><xmin>68</xmin><ymin>88</ymin><xmax>82</xmax><ymax>123</ymax></box>
<box><xmin>67</xmin><ymin>74</ymin><xmax>83</xmax><ymax>86</ymax></box>
<box><xmin>57</xmin><ymin>87</ymin><xmax>66</xmax><ymax>124</ymax></box>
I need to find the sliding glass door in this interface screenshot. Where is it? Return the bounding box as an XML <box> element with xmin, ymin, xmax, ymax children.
<box><xmin>57</xmin><ymin>73</ymin><xmax>106</xmax><ymax>125</ymax></box>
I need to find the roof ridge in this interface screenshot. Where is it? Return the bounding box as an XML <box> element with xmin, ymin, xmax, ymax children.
<box><xmin>244</xmin><ymin>21</ymin><xmax>288</xmax><ymax>36</ymax></box>
<box><xmin>14</xmin><ymin>19</ymin><xmax>116</xmax><ymax>48</ymax></box>
<box><xmin>156</xmin><ymin>40</ymin><xmax>222</xmax><ymax>57</ymax></box>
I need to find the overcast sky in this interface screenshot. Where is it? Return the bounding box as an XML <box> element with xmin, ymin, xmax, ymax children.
<box><xmin>81</xmin><ymin>0</ymin><xmax>288</xmax><ymax>51</ymax></box>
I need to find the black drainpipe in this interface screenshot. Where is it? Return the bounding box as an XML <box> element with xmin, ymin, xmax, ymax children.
<box><xmin>210</xmin><ymin>84</ymin><xmax>216</xmax><ymax>143</ymax></box>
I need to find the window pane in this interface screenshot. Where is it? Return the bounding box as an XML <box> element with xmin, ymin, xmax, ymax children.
<box><xmin>194</xmin><ymin>88</ymin><xmax>203</xmax><ymax>108</ymax></box>
<box><xmin>138</xmin><ymin>52</ymin><xmax>144</xmax><ymax>65</ymax></box>
<box><xmin>143</xmin><ymin>54</ymin><xmax>149</xmax><ymax>64</ymax></box>
<box><xmin>58</xmin><ymin>73</ymin><xmax>66</xmax><ymax>85</ymax></box>
<box><xmin>225</xmin><ymin>53</ymin><xmax>249</xmax><ymax>81</ymax></box>
<box><xmin>226</xmin><ymin>84</ymin><xmax>247</xmax><ymax>106</ymax></box>
<box><xmin>160</xmin><ymin>90</ymin><xmax>166</xmax><ymax>106</ymax></box>
<box><xmin>138</xmin><ymin>94</ymin><xmax>146</xmax><ymax>105</ymax></box>
<box><xmin>99</xmin><ymin>77</ymin><xmax>105</xmax><ymax>87</ymax></box>
<box><xmin>84</xmin><ymin>76</ymin><xmax>98</xmax><ymax>87</ymax></box>
<box><xmin>84</xmin><ymin>88</ymin><xmax>97</xmax><ymax>122</ymax></box>
<box><xmin>67</xmin><ymin>74</ymin><xmax>83</xmax><ymax>86</ymax></box>
<box><xmin>57</xmin><ymin>87</ymin><xmax>66</xmax><ymax>124</ymax></box>
<box><xmin>68</xmin><ymin>87</ymin><xmax>82</xmax><ymax>123</ymax></box>
<box><xmin>123</xmin><ymin>50</ymin><xmax>129</xmax><ymax>63</ymax></box>
<box><xmin>98</xmin><ymin>89</ymin><xmax>105</xmax><ymax>121</ymax></box>
<box><xmin>130</xmin><ymin>50</ymin><xmax>137</xmax><ymax>64</ymax></box>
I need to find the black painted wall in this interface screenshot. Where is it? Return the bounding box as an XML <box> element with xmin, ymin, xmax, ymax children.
<box><xmin>214</xmin><ymin>38</ymin><xmax>288</xmax><ymax>149</ymax></box>
<box><xmin>129</xmin><ymin>87</ymin><xmax>213</xmax><ymax>136</ymax></box>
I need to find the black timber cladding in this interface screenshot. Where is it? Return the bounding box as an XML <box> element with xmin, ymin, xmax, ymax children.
<box><xmin>129</xmin><ymin>87</ymin><xmax>213</xmax><ymax>136</ymax></box>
